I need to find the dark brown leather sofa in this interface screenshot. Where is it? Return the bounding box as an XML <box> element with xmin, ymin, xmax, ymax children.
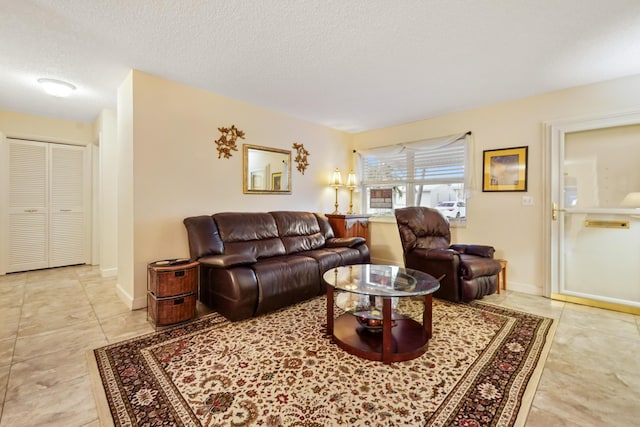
<box><xmin>395</xmin><ymin>207</ymin><xmax>501</xmax><ymax>302</ymax></box>
<box><xmin>184</xmin><ymin>211</ymin><xmax>370</xmax><ymax>321</ymax></box>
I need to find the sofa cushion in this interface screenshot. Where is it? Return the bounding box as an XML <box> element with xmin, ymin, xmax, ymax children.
<box><xmin>252</xmin><ymin>255</ymin><xmax>320</xmax><ymax>316</ymax></box>
<box><xmin>296</xmin><ymin>249</ymin><xmax>342</xmax><ymax>274</ymax></box>
<box><xmin>183</xmin><ymin>215</ymin><xmax>224</xmax><ymax>259</ymax></box>
<box><xmin>214</xmin><ymin>212</ymin><xmax>286</xmax><ymax>259</ymax></box>
<box><xmin>271</xmin><ymin>211</ymin><xmax>326</xmax><ymax>254</ymax></box>
<box><xmin>325</xmin><ymin>246</ymin><xmax>367</xmax><ymax>265</ymax></box>
<box><xmin>314</xmin><ymin>214</ymin><xmax>336</xmax><ymax>240</ymax></box>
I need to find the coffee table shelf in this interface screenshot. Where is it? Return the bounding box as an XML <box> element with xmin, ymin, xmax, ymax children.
<box><xmin>332</xmin><ymin>309</ymin><xmax>430</xmax><ymax>363</ymax></box>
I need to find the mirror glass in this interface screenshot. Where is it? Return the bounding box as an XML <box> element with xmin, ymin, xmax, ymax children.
<box><xmin>243</xmin><ymin>144</ymin><xmax>292</xmax><ymax>194</ymax></box>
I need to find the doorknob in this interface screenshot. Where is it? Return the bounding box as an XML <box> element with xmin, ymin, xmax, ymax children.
<box><xmin>552</xmin><ymin>202</ymin><xmax>566</xmax><ymax>221</ymax></box>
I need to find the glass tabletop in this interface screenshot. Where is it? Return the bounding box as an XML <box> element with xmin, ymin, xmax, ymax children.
<box><xmin>323</xmin><ymin>264</ymin><xmax>440</xmax><ymax>297</ymax></box>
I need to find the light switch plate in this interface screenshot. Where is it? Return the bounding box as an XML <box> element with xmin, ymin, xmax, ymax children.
<box><xmin>522</xmin><ymin>196</ymin><xmax>533</xmax><ymax>206</ymax></box>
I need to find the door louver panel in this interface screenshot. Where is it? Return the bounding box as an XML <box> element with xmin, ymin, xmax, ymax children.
<box><xmin>51</xmin><ymin>146</ymin><xmax>84</xmax><ymax>209</ymax></box>
<box><xmin>9</xmin><ymin>142</ymin><xmax>47</xmax><ymax>209</ymax></box>
<box><xmin>8</xmin><ymin>212</ymin><xmax>48</xmax><ymax>271</ymax></box>
<box><xmin>50</xmin><ymin>212</ymin><xmax>85</xmax><ymax>267</ymax></box>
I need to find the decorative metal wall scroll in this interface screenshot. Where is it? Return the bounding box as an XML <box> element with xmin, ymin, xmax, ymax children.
<box><xmin>292</xmin><ymin>143</ymin><xmax>310</xmax><ymax>174</ymax></box>
<box><xmin>214</xmin><ymin>125</ymin><xmax>245</xmax><ymax>159</ymax></box>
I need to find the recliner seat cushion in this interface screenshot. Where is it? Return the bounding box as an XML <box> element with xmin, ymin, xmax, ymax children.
<box><xmin>459</xmin><ymin>255</ymin><xmax>501</xmax><ymax>280</ymax></box>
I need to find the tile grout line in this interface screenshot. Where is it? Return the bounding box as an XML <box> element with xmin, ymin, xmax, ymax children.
<box><xmin>0</xmin><ymin>274</ymin><xmax>27</xmax><ymax>425</ymax></box>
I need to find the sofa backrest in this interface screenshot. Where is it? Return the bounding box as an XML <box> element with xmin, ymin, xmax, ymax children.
<box><xmin>395</xmin><ymin>206</ymin><xmax>451</xmax><ymax>252</ymax></box>
<box><xmin>184</xmin><ymin>211</ymin><xmax>340</xmax><ymax>260</ymax></box>
<box><xmin>183</xmin><ymin>215</ymin><xmax>224</xmax><ymax>260</ymax></box>
<box><xmin>213</xmin><ymin>212</ymin><xmax>286</xmax><ymax>259</ymax></box>
<box><xmin>271</xmin><ymin>211</ymin><xmax>326</xmax><ymax>254</ymax></box>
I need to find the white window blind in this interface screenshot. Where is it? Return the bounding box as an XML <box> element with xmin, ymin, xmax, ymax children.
<box><xmin>360</xmin><ymin>133</ymin><xmax>468</xmax><ymax>186</ymax></box>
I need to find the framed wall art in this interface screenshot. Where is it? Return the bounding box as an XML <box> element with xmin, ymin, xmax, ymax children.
<box><xmin>482</xmin><ymin>146</ymin><xmax>528</xmax><ymax>192</ymax></box>
<box><xmin>271</xmin><ymin>172</ymin><xmax>282</xmax><ymax>191</ymax></box>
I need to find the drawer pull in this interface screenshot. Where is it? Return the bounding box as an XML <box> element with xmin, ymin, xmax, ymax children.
<box><xmin>174</xmin><ymin>298</ymin><xmax>184</xmax><ymax>305</ymax></box>
<box><xmin>174</xmin><ymin>270</ymin><xmax>185</xmax><ymax>277</ymax></box>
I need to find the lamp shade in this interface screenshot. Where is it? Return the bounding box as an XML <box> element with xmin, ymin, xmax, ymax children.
<box><xmin>621</xmin><ymin>192</ymin><xmax>640</xmax><ymax>208</ymax></box>
<box><xmin>331</xmin><ymin>169</ymin><xmax>343</xmax><ymax>187</ymax></box>
<box><xmin>347</xmin><ymin>171</ymin><xmax>357</xmax><ymax>187</ymax></box>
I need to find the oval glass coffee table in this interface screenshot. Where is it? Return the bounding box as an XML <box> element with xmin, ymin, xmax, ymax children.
<box><xmin>323</xmin><ymin>264</ymin><xmax>440</xmax><ymax>364</ymax></box>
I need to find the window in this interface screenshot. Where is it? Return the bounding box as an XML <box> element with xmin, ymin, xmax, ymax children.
<box><xmin>358</xmin><ymin>133</ymin><xmax>470</xmax><ymax>224</ymax></box>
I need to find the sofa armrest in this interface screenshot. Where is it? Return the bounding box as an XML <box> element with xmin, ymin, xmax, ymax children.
<box><xmin>198</xmin><ymin>253</ymin><xmax>257</xmax><ymax>269</ymax></box>
<box><xmin>325</xmin><ymin>237</ymin><xmax>366</xmax><ymax>248</ymax></box>
<box><xmin>450</xmin><ymin>244</ymin><xmax>495</xmax><ymax>258</ymax></box>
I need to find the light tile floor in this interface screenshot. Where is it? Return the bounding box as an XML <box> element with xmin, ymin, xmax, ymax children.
<box><xmin>0</xmin><ymin>265</ymin><xmax>639</xmax><ymax>426</ymax></box>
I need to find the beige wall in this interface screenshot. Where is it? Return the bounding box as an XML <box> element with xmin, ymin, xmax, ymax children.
<box><xmin>354</xmin><ymin>74</ymin><xmax>640</xmax><ymax>295</ymax></box>
<box><xmin>119</xmin><ymin>70</ymin><xmax>354</xmax><ymax>308</ymax></box>
<box><xmin>94</xmin><ymin>109</ymin><xmax>118</xmax><ymax>278</ymax></box>
<box><xmin>0</xmin><ymin>109</ymin><xmax>92</xmax><ymax>145</ymax></box>
<box><xmin>116</xmin><ymin>72</ymin><xmax>136</xmax><ymax>307</ymax></box>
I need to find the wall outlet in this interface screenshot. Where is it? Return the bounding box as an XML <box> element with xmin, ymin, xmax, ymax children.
<box><xmin>522</xmin><ymin>196</ymin><xmax>533</xmax><ymax>206</ymax></box>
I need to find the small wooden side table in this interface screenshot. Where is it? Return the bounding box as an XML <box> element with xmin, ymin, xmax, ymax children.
<box><xmin>496</xmin><ymin>259</ymin><xmax>507</xmax><ymax>294</ymax></box>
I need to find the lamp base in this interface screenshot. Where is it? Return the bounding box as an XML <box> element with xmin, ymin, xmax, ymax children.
<box><xmin>347</xmin><ymin>188</ymin><xmax>354</xmax><ymax>214</ymax></box>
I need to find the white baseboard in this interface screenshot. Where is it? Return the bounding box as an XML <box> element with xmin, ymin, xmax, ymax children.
<box><xmin>101</xmin><ymin>267</ymin><xmax>117</xmax><ymax>278</ymax></box>
<box><xmin>115</xmin><ymin>283</ymin><xmax>146</xmax><ymax>310</ymax></box>
<box><xmin>131</xmin><ymin>295</ymin><xmax>147</xmax><ymax>310</ymax></box>
<box><xmin>505</xmin><ymin>281</ymin><xmax>543</xmax><ymax>296</ymax></box>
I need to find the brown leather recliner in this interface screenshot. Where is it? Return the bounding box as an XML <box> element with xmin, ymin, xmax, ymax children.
<box><xmin>395</xmin><ymin>207</ymin><xmax>501</xmax><ymax>302</ymax></box>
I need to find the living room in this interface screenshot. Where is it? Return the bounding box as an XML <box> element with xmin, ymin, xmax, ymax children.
<box><xmin>1</xmin><ymin>1</ymin><xmax>640</xmax><ymax>425</ymax></box>
<box><xmin>5</xmin><ymin>71</ymin><xmax>640</xmax><ymax>309</ymax></box>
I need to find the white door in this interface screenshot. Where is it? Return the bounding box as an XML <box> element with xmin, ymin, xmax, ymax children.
<box><xmin>5</xmin><ymin>139</ymin><xmax>89</xmax><ymax>273</ymax></box>
<box><xmin>49</xmin><ymin>144</ymin><xmax>89</xmax><ymax>267</ymax></box>
<box><xmin>7</xmin><ymin>140</ymin><xmax>49</xmax><ymax>272</ymax></box>
<box><xmin>547</xmin><ymin>113</ymin><xmax>640</xmax><ymax>312</ymax></box>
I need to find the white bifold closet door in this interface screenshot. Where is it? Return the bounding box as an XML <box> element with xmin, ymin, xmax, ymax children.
<box><xmin>7</xmin><ymin>139</ymin><xmax>89</xmax><ymax>273</ymax></box>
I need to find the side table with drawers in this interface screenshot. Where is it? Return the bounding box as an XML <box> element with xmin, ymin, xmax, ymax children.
<box><xmin>147</xmin><ymin>259</ymin><xmax>199</xmax><ymax>327</ymax></box>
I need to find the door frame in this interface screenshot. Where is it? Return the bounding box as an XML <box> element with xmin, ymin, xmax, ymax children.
<box><xmin>542</xmin><ymin>108</ymin><xmax>640</xmax><ymax>301</ymax></box>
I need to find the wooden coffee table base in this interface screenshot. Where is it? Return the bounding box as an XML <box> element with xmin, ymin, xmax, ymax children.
<box><xmin>326</xmin><ymin>287</ymin><xmax>433</xmax><ymax>364</ymax></box>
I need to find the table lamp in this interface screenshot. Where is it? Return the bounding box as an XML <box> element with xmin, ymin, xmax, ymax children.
<box><xmin>331</xmin><ymin>169</ymin><xmax>343</xmax><ymax>214</ymax></box>
<box><xmin>347</xmin><ymin>171</ymin><xmax>357</xmax><ymax>214</ymax></box>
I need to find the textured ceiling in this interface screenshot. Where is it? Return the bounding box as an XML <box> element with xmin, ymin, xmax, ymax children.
<box><xmin>2</xmin><ymin>0</ymin><xmax>640</xmax><ymax>133</ymax></box>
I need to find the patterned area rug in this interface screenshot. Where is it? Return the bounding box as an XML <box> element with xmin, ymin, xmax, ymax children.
<box><xmin>89</xmin><ymin>296</ymin><xmax>555</xmax><ymax>426</ymax></box>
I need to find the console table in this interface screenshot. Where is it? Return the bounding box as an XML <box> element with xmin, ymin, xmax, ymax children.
<box><xmin>326</xmin><ymin>214</ymin><xmax>370</xmax><ymax>242</ymax></box>
<box><xmin>323</xmin><ymin>264</ymin><xmax>440</xmax><ymax>364</ymax></box>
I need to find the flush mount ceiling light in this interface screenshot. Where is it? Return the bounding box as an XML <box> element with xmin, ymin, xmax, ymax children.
<box><xmin>37</xmin><ymin>78</ymin><xmax>76</xmax><ymax>97</ymax></box>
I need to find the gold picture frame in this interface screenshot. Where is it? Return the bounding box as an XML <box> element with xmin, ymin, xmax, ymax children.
<box><xmin>482</xmin><ymin>146</ymin><xmax>528</xmax><ymax>192</ymax></box>
<box><xmin>271</xmin><ymin>172</ymin><xmax>282</xmax><ymax>191</ymax></box>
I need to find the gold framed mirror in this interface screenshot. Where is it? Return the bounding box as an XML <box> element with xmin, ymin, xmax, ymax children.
<box><xmin>243</xmin><ymin>144</ymin><xmax>292</xmax><ymax>194</ymax></box>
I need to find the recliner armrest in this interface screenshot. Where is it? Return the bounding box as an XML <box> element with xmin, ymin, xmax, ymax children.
<box><xmin>450</xmin><ymin>244</ymin><xmax>495</xmax><ymax>258</ymax></box>
<box><xmin>411</xmin><ymin>247</ymin><xmax>458</xmax><ymax>260</ymax></box>
<box><xmin>198</xmin><ymin>253</ymin><xmax>257</xmax><ymax>268</ymax></box>
<box><xmin>325</xmin><ymin>237</ymin><xmax>366</xmax><ymax>248</ymax></box>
